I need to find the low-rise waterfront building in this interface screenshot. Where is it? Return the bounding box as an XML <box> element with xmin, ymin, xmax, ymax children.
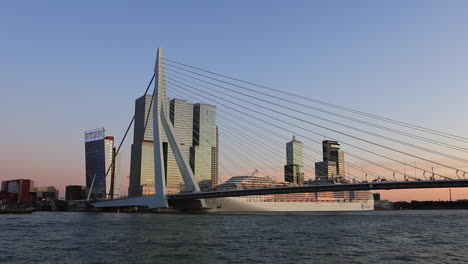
<box><xmin>33</xmin><ymin>186</ymin><xmax>59</xmax><ymax>200</ymax></box>
<box><xmin>65</xmin><ymin>185</ymin><xmax>87</xmax><ymax>200</ymax></box>
<box><xmin>1</xmin><ymin>179</ymin><xmax>34</xmax><ymax>202</ymax></box>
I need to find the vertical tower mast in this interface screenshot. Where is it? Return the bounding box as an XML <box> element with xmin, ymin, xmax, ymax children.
<box><xmin>153</xmin><ymin>48</ymin><xmax>203</xmax><ymax>208</ymax></box>
<box><xmin>153</xmin><ymin>48</ymin><xmax>169</xmax><ymax>207</ymax></box>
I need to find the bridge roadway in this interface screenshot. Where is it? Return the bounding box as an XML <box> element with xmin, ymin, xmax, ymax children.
<box><xmin>167</xmin><ymin>180</ymin><xmax>468</xmax><ymax>200</ymax></box>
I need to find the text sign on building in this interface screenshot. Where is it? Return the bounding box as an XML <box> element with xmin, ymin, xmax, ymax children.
<box><xmin>85</xmin><ymin>128</ymin><xmax>105</xmax><ymax>142</ymax></box>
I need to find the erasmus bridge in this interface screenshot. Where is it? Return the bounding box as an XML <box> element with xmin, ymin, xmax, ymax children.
<box><xmin>93</xmin><ymin>48</ymin><xmax>468</xmax><ymax>210</ymax></box>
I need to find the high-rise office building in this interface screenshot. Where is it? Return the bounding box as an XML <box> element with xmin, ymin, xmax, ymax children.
<box><xmin>212</xmin><ymin>127</ymin><xmax>219</xmax><ymax>186</ymax></box>
<box><xmin>191</xmin><ymin>103</ymin><xmax>218</xmax><ymax>190</ymax></box>
<box><xmin>84</xmin><ymin>128</ymin><xmax>120</xmax><ymax>198</ymax></box>
<box><xmin>129</xmin><ymin>94</ymin><xmax>163</xmax><ymax>196</ymax></box>
<box><xmin>322</xmin><ymin>140</ymin><xmax>345</xmax><ymax>178</ymax></box>
<box><xmin>314</xmin><ymin>161</ymin><xmax>338</xmax><ymax>181</ymax></box>
<box><xmin>315</xmin><ymin>140</ymin><xmax>345</xmax><ymax>182</ymax></box>
<box><xmin>128</xmin><ymin>96</ymin><xmax>218</xmax><ymax>196</ymax></box>
<box><xmin>166</xmin><ymin>99</ymin><xmax>194</xmax><ymax>194</ymax></box>
<box><xmin>284</xmin><ymin>136</ymin><xmax>305</xmax><ymax>184</ymax></box>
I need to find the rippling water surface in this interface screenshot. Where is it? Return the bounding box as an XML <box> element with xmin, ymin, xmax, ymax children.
<box><xmin>1</xmin><ymin>210</ymin><xmax>467</xmax><ymax>263</ymax></box>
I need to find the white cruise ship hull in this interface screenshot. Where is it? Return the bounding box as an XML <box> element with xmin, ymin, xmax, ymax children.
<box><xmin>204</xmin><ymin>197</ymin><xmax>374</xmax><ymax>212</ymax></box>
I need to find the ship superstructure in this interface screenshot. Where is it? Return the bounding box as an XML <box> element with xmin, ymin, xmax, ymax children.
<box><xmin>205</xmin><ymin>176</ymin><xmax>374</xmax><ymax>212</ymax></box>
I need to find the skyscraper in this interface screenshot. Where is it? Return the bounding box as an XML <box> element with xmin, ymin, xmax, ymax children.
<box><xmin>191</xmin><ymin>103</ymin><xmax>218</xmax><ymax>190</ymax></box>
<box><xmin>322</xmin><ymin>140</ymin><xmax>345</xmax><ymax>178</ymax></box>
<box><xmin>84</xmin><ymin>128</ymin><xmax>120</xmax><ymax>198</ymax></box>
<box><xmin>212</xmin><ymin>127</ymin><xmax>219</xmax><ymax>186</ymax></box>
<box><xmin>315</xmin><ymin>140</ymin><xmax>345</xmax><ymax>182</ymax></box>
<box><xmin>167</xmin><ymin>99</ymin><xmax>194</xmax><ymax>194</ymax></box>
<box><xmin>284</xmin><ymin>136</ymin><xmax>305</xmax><ymax>184</ymax></box>
<box><xmin>129</xmin><ymin>95</ymin><xmax>158</xmax><ymax>197</ymax></box>
<box><xmin>129</xmin><ymin>94</ymin><xmax>176</xmax><ymax>196</ymax></box>
<box><xmin>128</xmin><ymin>96</ymin><xmax>218</xmax><ymax>196</ymax></box>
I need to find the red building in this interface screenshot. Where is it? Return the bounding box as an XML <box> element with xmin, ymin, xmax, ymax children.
<box><xmin>0</xmin><ymin>190</ymin><xmax>17</xmax><ymax>203</ymax></box>
<box><xmin>1</xmin><ymin>179</ymin><xmax>34</xmax><ymax>202</ymax></box>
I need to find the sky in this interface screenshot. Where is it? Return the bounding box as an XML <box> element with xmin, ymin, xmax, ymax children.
<box><xmin>1</xmin><ymin>1</ymin><xmax>468</xmax><ymax>201</ymax></box>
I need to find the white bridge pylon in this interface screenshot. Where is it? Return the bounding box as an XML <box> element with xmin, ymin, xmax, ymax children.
<box><xmin>93</xmin><ymin>48</ymin><xmax>205</xmax><ymax>210</ymax></box>
<box><xmin>153</xmin><ymin>48</ymin><xmax>204</xmax><ymax>208</ymax></box>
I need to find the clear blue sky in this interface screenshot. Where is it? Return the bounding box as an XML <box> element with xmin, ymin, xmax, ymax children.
<box><xmin>1</xmin><ymin>1</ymin><xmax>468</xmax><ymax>198</ymax></box>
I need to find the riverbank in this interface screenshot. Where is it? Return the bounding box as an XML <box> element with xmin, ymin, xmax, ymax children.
<box><xmin>392</xmin><ymin>200</ymin><xmax>468</xmax><ymax>210</ymax></box>
<box><xmin>0</xmin><ymin>207</ymin><xmax>34</xmax><ymax>214</ymax></box>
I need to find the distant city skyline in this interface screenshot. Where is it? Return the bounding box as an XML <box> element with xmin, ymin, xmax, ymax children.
<box><xmin>1</xmin><ymin>1</ymin><xmax>468</xmax><ymax>201</ymax></box>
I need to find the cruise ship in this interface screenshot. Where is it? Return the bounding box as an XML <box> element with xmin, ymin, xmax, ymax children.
<box><xmin>203</xmin><ymin>176</ymin><xmax>374</xmax><ymax>212</ymax></box>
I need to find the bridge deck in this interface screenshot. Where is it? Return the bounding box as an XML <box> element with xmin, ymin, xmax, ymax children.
<box><xmin>92</xmin><ymin>180</ymin><xmax>468</xmax><ymax>208</ymax></box>
<box><xmin>167</xmin><ymin>180</ymin><xmax>468</xmax><ymax>200</ymax></box>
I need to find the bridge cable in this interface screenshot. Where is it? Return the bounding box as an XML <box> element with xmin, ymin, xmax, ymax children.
<box><xmin>162</xmin><ymin>57</ymin><xmax>468</xmax><ymax>143</ymax></box>
<box><xmin>166</xmin><ymin>81</ymin><xmax>456</xmax><ymax>180</ymax></box>
<box><xmin>163</xmin><ymin>64</ymin><xmax>468</xmax><ymax>154</ymax></box>
<box><xmin>164</xmin><ymin>70</ymin><xmax>468</xmax><ymax>164</ymax></box>
<box><xmin>169</xmin><ymin>89</ymin><xmax>361</xmax><ymax>182</ymax></box>
<box><xmin>168</xmin><ymin>83</ymin><xmax>420</xmax><ymax>182</ymax></box>
<box><xmin>164</xmin><ymin>97</ymin><xmax>251</xmax><ymax>177</ymax></box>
<box><xmin>188</xmin><ymin>104</ymin><xmax>283</xmax><ymax>177</ymax></box>
<box><xmin>216</xmin><ymin>110</ymin><xmax>382</xmax><ymax>182</ymax></box>
<box><xmin>164</xmin><ymin>76</ymin><xmax>467</xmax><ymax>175</ymax></box>
<box><xmin>98</xmin><ymin>73</ymin><xmax>155</xmax><ymax>198</ymax></box>
<box><xmin>169</xmin><ymin>85</ymin><xmax>388</xmax><ymax>182</ymax></box>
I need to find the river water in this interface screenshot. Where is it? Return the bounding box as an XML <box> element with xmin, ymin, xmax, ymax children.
<box><xmin>1</xmin><ymin>210</ymin><xmax>467</xmax><ymax>263</ymax></box>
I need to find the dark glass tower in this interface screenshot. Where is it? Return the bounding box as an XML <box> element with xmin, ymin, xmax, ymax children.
<box><xmin>322</xmin><ymin>140</ymin><xmax>345</xmax><ymax>178</ymax></box>
<box><xmin>315</xmin><ymin>140</ymin><xmax>345</xmax><ymax>182</ymax></box>
<box><xmin>84</xmin><ymin>128</ymin><xmax>116</xmax><ymax>199</ymax></box>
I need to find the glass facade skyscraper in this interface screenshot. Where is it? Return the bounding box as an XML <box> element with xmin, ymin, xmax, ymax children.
<box><xmin>129</xmin><ymin>94</ymin><xmax>170</xmax><ymax>196</ymax></box>
<box><xmin>129</xmin><ymin>96</ymin><xmax>219</xmax><ymax>196</ymax></box>
<box><xmin>315</xmin><ymin>140</ymin><xmax>345</xmax><ymax>182</ymax></box>
<box><xmin>166</xmin><ymin>99</ymin><xmax>194</xmax><ymax>194</ymax></box>
<box><xmin>84</xmin><ymin>128</ymin><xmax>120</xmax><ymax>198</ymax></box>
<box><xmin>322</xmin><ymin>140</ymin><xmax>345</xmax><ymax>178</ymax></box>
<box><xmin>129</xmin><ymin>95</ymin><xmax>155</xmax><ymax>196</ymax></box>
<box><xmin>284</xmin><ymin>136</ymin><xmax>305</xmax><ymax>184</ymax></box>
<box><xmin>191</xmin><ymin>103</ymin><xmax>218</xmax><ymax>190</ymax></box>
